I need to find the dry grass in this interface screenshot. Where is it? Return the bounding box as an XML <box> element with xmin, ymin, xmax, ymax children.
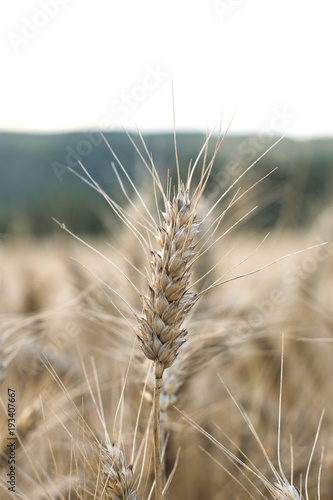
<box><xmin>1</xmin><ymin>133</ymin><xmax>333</xmax><ymax>499</ymax></box>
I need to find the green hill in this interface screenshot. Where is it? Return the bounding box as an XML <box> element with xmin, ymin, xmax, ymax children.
<box><xmin>0</xmin><ymin>131</ymin><xmax>332</xmax><ymax>236</ymax></box>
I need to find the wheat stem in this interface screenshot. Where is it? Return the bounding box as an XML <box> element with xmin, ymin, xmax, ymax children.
<box><xmin>153</xmin><ymin>368</ymin><xmax>163</xmax><ymax>500</ymax></box>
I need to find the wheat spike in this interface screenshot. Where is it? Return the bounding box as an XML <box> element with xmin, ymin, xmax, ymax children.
<box><xmin>101</xmin><ymin>442</ymin><xmax>138</xmax><ymax>500</ymax></box>
<box><xmin>137</xmin><ymin>184</ymin><xmax>199</xmax><ymax>379</ymax></box>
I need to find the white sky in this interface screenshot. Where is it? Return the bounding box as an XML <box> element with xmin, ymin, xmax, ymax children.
<box><xmin>1</xmin><ymin>0</ymin><xmax>333</xmax><ymax>138</ymax></box>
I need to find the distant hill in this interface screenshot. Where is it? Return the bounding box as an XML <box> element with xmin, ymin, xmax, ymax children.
<box><xmin>0</xmin><ymin>131</ymin><xmax>332</xmax><ymax>236</ymax></box>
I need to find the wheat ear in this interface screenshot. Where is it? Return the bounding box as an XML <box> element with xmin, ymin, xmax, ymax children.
<box><xmin>101</xmin><ymin>442</ymin><xmax>138</xmax><ymax>500</ymax></box>
<box><xmin>137</xmin><ymin>185</ymin><xmax>199</xmax><ymax>378</ymax></box>
<box><xmin>137</xmin><ymin>184</ymin><xmax>200</xmax><ymax>499</ymax></box>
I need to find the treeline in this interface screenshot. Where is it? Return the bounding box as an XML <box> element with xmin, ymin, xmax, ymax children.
<box><xmin>0</xmin><ymin>131</ymin><xmax>332</xmax><ymax>236</ymax></box>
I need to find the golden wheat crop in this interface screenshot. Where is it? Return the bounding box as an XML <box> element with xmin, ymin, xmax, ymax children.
<box><xmin>1</xmin><ymin>133</ymin><xmax>333</xmax><ymax>499</ymax></box>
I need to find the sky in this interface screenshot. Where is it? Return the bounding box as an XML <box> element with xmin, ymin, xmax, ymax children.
<box><xmin>1</xmin><ymin>0</ymin><xmax>333</xmax><ymax>138</ymax></box>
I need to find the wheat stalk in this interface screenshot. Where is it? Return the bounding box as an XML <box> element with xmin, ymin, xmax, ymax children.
<box><xmin>136</xmin><ymin>183</ymin><xmax>201</xmax><ymax>499</ymax></box>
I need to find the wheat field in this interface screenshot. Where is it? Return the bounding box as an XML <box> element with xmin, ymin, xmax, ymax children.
<box><xmin>1</xmin><ymin>135</ymin><xmax>333</xmax><ymax>499</ymax></box>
